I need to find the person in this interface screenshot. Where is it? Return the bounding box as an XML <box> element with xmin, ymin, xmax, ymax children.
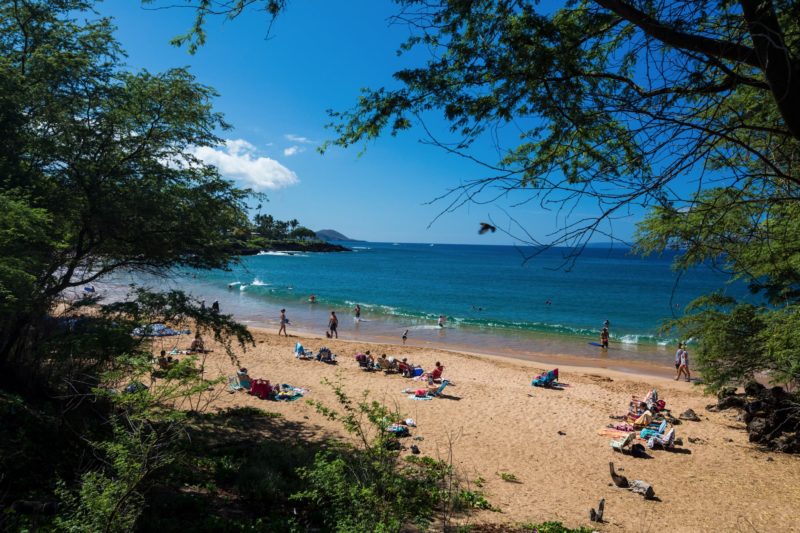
<box><xmin>190</xmin><ymin>333</ymin><xmax>205</xmax><ymax>353</ymax></box>
<box><xmin>278</xmin><ymin>309</ymin><xmax>288</xmax><ymax>337</ymax></box>
<box><xmin>308</xmin><ymin>294</ymin><xmax>316</xmax><ymax>303</ymax></box>
<box><xmin>354</xmin><ymin>304</ymin><xmax>361</xmax><ymax>320</ymax></box>
<box><xmin>402</xmin><ymin>329</ymin><xmax>408</xmax><ymax>344</ymax></box>
<box><xmin>604</xmin><ymin>319</ymin><xmax>610</xmax><ymax>329</ymax></box>
<box><xmin>328</xmin><ymin>311</ymin><xmax>338</xmax><ymax>339</ymax></box>
<box><xmin>211</xmin><ymin>300</ymin><xmax>220</xmax><ymax>313</ymax></box>
<box><xmin>600</xmin><ymin>327</ymin><xmax>609</xmax><ymax>349</ymax></box>
<box><xmin>674</xmin><ymin>343</ymin><xmax>683</xmax><ymax>376</ymax></box>
<box><xmin>438</xmin><ymin>315</ymin><xmax>446</xmax><ymax>328</ymax></box>
<box><xmin>200</xmin><ymin>299</ymin><xmax>206</xmax><ymax>311</ymax></box>
<box><xmin>545</xmin><ymin>299</ymin><xmax>552</xmax><ymax>306</ymax></box>
<box><xmin>677</xmin><ymin>345</ymin><xmax>691</xmax><ymax>382</ymax></box>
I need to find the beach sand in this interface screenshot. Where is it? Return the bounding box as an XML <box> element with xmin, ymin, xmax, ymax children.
<box><xmin>188</xmin><ymin>327</ymin><xmax>800</xmax><ymax>532</ymax></box>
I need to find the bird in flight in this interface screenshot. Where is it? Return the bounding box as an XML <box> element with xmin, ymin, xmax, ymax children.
<box><xmin>478</xmin><ymin>222</ymin><xmax>497</xmax><ymax>235</ymax></box>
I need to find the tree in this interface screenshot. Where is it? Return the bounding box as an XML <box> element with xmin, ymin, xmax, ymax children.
<box><xmin>290</xmin><ymin>226</ymin><xmax>317</xmax><ymax>241</ymax></box>
<box><xmin>181</xmin><ymin>0</ymin><xmax>800</xmax><ymax>390</ymax></box>
<box><xmin>0</xmin><ymin>0</ymin><xmax>252</xmax><ymax>370</ymax></box>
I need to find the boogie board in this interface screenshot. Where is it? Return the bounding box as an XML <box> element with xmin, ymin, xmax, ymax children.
<box><xmin>588</xmin><ymin>342</ymin><xmax>605</xmax><ymax>347</ymax></box>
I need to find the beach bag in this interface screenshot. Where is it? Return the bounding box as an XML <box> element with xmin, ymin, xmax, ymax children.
<box><xmin>250</xmin><ymin>379</ymin><xmax>271</xmax><ymax>400</ymax></box>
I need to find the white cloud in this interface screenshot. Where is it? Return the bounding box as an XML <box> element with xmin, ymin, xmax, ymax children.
<box><xmin>191</xmin><ymin>139</ymin><xmax>299</xmax><ymax>191</ymax></box>
<box><xmin>284</xmin><ymin>133</ymin><xmax>315</xmax><ymax>144</ymax></box>
<box><xmin>283</xmin><ymin>145</ymin><xmax>305</xmax><ymax>157</ymax></box>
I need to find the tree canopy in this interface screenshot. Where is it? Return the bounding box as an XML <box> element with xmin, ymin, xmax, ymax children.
<box><xmin>0</xmin><ymin>0</ymin><xmax>252</xmax><ymax>366</ymax></box>
<box><xmin>180</xmin><ymin>0</ymin><xmax>800</xmax><ymax>389</ymax></box>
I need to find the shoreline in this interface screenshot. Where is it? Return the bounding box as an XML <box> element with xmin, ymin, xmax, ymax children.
<box><xmin>255</xmin><ymin>323</ymin><xmax>680</xmax><ymax>381</ymax></box>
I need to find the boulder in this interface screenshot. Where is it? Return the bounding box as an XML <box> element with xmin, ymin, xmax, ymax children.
<box><xmin>744</xmin><ymin>381</ymin><xmax>765</xmax><ymax>397</ymax></box>
<box><xmin>717</xmin><ymin>395</ymin><xmax>746</xmax><ymax>410</ymax></box>
<box><xmin>717</xmin><ymin>386</ymin><xmax>737</xmax><ymax>399</ymax></box>
<box><xmin>679</xmin><ymin>409</ymin><xmax>701</xmax><ymax>422</ymax></box>
<box><xmin>747</xmin><ymin>417</ymin><xmax>768</xmax><ymax>443</ymax></box>
<box><xmin>773</xmin><ymin>433</ymin><xmax>799</xmax><ymax>453</ymax></box>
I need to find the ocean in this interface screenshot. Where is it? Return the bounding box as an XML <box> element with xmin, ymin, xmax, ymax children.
<box><xmin>107</xmin><ymin>242</ymin><xmax>746</xmax><ymax>372</ymax></box>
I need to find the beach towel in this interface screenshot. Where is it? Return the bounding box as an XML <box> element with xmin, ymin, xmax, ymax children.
<box><xmin>532</xmin><ymin>369</ymin><xmax>559</xmax><ymax>388</ymax></box>
<box><xmin>274</xmin><ymin>384</ymin><xmax>305</xmax><ymax>401</ymax></box>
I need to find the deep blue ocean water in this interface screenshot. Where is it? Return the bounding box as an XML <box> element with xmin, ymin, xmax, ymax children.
<box><xmin>126</xmin><ymin>242</ymin><xmax>746</xmax><ymax>367</ymax></box>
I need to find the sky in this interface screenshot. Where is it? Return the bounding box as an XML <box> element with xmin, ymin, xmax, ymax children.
<box><xmin>93</xmin><ymin>1</ymin><xmax>643</xmax><ymax>245</ymax></box>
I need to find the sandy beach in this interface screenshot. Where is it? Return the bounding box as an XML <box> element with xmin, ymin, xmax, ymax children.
<box><xmin>189</xmin><ymin>327</ymin><xmax>800</xmax><ymax>532</ymax></box>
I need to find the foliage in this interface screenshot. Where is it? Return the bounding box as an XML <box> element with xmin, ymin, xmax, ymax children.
<box><xmin>0</xmin><ymin>0</ymin><xmax>252</xmax><ymax>371</ymax></box>
<box><xmin>498</xmin><ymin>471</ymin><xmax>519</xmax><ymax>483</ymax></box>
<box><xmin>518</xmin><ymin>522</ymin><xmax>595</xmax><ymax>533</ymax></box>
<box><xmin>299</xmin><ymin>379</ymin><xmax>490</xmax><ymax>531</ymax></box>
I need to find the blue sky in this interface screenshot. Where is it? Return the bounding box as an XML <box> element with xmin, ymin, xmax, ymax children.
<box><xmin>94</xmin><ymin>1</ymin><xmax>642</xmax><ymax>244</ymax></box>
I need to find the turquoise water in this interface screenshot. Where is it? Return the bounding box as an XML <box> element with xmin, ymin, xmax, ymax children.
<box><xmin>129</xmin><ymin>242</ymin><xmax>747</xmax><ymax>367</ymax></box>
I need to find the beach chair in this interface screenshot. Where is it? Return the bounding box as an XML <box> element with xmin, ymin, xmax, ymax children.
<box><xmin>646</xmin><ymin>428</ymin><xmax>676</xmax><ymax>449</ymax></box>
<box><xmin>294</xmin><ymin>342</ymin><xmax>313</xmax><ymax>359</ymax></box>
<box><xmin>639</xmin><ymin>420</ymin><xmax>668</xmax><ymax>439</ymax></box>
<box><xmin>610</xmin><ymin>432</ymin><xmax>635</xmax><ymax>452</ymax></box>
<box><xmin>408</xmin><ymin>379</ymin><xmax>450</xmax><ymax>400</ymax></box>
<box><xmin>317</xmin><ymin>348</ymin><xmax>336</xmax><ymax>364</ymax></box>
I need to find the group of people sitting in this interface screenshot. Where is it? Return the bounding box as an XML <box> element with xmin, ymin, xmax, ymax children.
<box><xmin>609</xmin><ymin>389</ymin><xmax>677</xmax><ymax>452</ymax></box>
<box><xmin>354</xmin><ymin>351</ymin><xmax>444</xmax><ymax>381</ymax></box>
<box><xmin>293</xmin><ymin>342</ymin><xmax>336</xmax><ymax>363</ymax></box>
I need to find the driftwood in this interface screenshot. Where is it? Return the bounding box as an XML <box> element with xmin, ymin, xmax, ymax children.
<box><xmin>609</xmin><ymin>462</ymin><xmax>628</xmax><ymax>487</ymax></box>
<box><xmin>609</xmin><ymin>462</ymin><xmax>656</xmax><ymax>499</ymax></box>
<box><xmin>589</xmin><ymin>498</ymin><xmax>605</xmax><ymax>522</ymax></box>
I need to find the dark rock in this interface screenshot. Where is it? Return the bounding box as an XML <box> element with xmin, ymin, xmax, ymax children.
<box><xmin>744</xmin><ymin>381</ymin><xmax>765</xmax><ymax>397</ymax></box>
<box><xmin>688</xmin><ymin>437</ymin><xmax>705</xmax><ymax>444</ymax></box>
<box><xmin>717</xmin><ymin>395</ymin><xmax>746</xmax><ymax>410</ymax></box>
<box><xmin>665</xmin><ymin>414</ymin><xmax>682</xmax><ymax>425</ymax></box>
<box><xmin>767</xmin><ymin>457</ymin><xmax>774</xmax><ymax>462</ymax></box>
<box><xmin>679</xmin><ymin>408</ymin><xmax>701</xmax><ymax>422</ymax></box>
<box><xmin>706</xmin><ymin>403</ymin><xmax>720</xmax><ymax>412</ymax></box>
<box><xmin>769</xmin><ymin>386</ymin><xmax>787</xmax><ymax>403</ymax></box>
<box><xmin>747</xmin><ymin>417</ymin><xmax>768</xmax><ymax>442</ymax></box>
<box><xmin>773</xmin><ymin>433</ymin><xmax>799</xmax><ymax>454</ymax></box>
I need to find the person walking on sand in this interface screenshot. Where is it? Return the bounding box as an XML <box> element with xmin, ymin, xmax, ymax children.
<box><xmin>354</xmin><ymin>304</ymin><xmax>361</xmax><ymax>321</ymax></box>
<box><xmin>278</xmin><ymin>309</ymin><xmax>288</xmax><ymax>337</ymax></box>
<box><xmin>438</xmin><ymin>315</ymin><xmax>446</xmax><ymax>328</ymax></box>
<box><xmin>676</xmin><ymin>344</ymin><xmax>691</xmax><ymax>382</ymax></box>
<box><xmin>402</xmin><ymin>329</ymin><xmax>408</xmax><ymax>344</ymax></box>
<box><xmin>674</xmin><ymin>342</ymin><xmax>683</xmax><ymax>377</ymax></box>
<box><xmin>328</xmin><ymin>311</ymin><xmax>339</xmax><ymax>339</ymax></box>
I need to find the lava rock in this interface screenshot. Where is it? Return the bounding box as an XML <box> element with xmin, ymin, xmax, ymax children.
<box><xmin>747</xmin><ymin>417</ymin><xmax>768</xmax><ymax>443</ymax></box>
<box><xmin>744</xmin><ymin>381</ymin><xmax>765</xmax><ymax>397</ymax></box>
<box><xmin>680</xmin><ymin>408</ymin><xmax>701</xmax><ymax>422</ymax></box>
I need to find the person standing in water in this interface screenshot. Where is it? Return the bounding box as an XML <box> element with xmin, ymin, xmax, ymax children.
<box><xmin>437</xmin><ymin>315</ymin><xmax>446</xmax><ymax>328</ymax></box>
<box><xmin>278</xmin><ymin>309</ymin><xmax>289</xmax><ymax>336</ymax></box>
<box><xmin>354</xmin><ymin>304</ymin><xmax>361</xmax><ymax>320</ymax></box>
<box><xmin>600</xmin><ymin>327</ymin><xmax>610</xmax><ymax>349</ymax></box>
<box><xmin>328</xmin><ymin>311</ymin><xmax>339</xmax><ymax>339</ymax></box>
